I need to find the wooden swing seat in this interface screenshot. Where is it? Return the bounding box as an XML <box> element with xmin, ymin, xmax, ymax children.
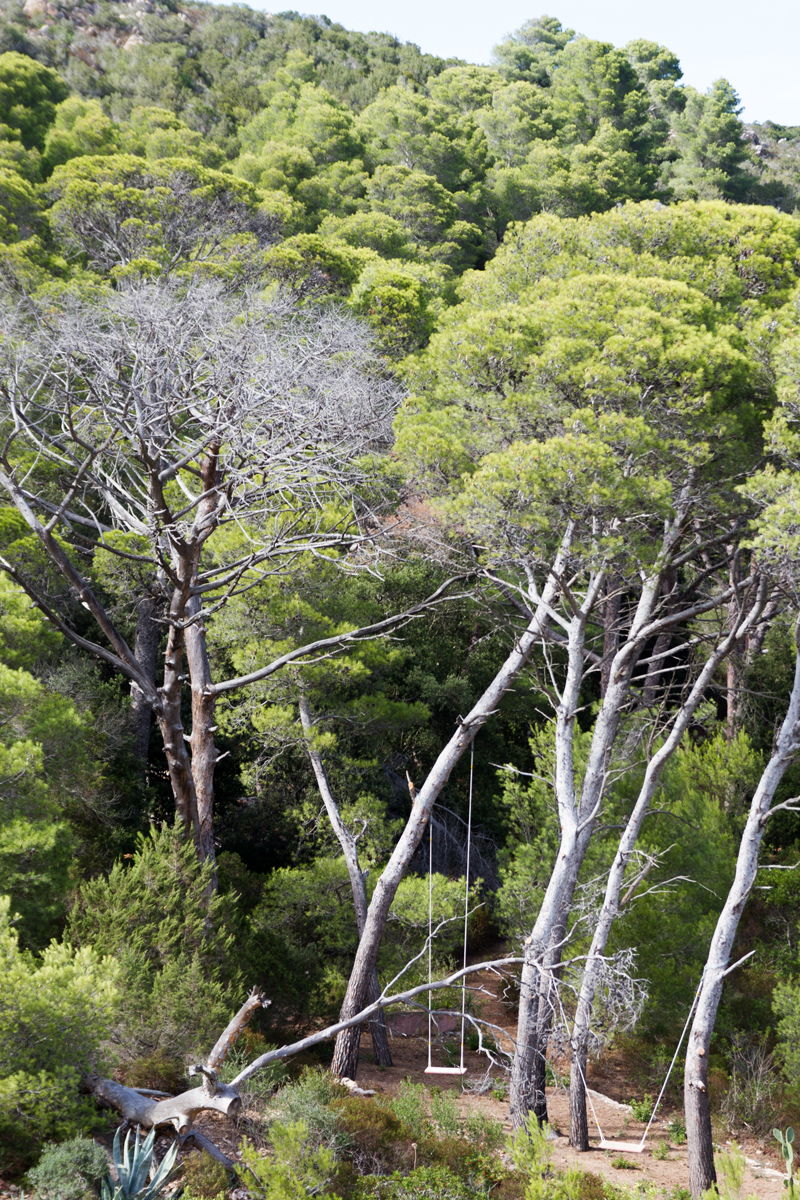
<box><xmin>597</xmin><ymin>1139</ymin><xmax>647</xmax><ymax>1154</ymax></box>
<box><xmin>424</xmin><ymin>1066</ymin><xmax>467</xmax><ymax>1075</ymax></box>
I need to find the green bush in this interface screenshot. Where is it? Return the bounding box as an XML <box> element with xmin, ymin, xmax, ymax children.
<box><xmin>430</xmin><ymin>1088</ymin><xmax>461</xmax><ymax>1139</ymax></box>
<box><xmin>67</xmin><ymin>825</ymin><xmax>239</xmax><ymax>1064</ymax></box>
<box><xmin>509</xmin><ymin>1119</ymin><xmax>586</xmax><ymax>1200</ymax></box>
<box><xmin>181</xmin><ymin>1150</ymin><xmax>231</xmax><ymax>1199</ymax></box>
<box><xmin>240</xmin><ymin>1120</ymin><xmax>336</xmax><ymax>1200</ymax></box>
<box><xmin>268</xmin><ymin>1068</ymin><xmax>350</xmax><ymax>1156</ymax></box>
<box><xmin>667</xmin><ymin>1119</ymin><xmax>687</xmax><ymax>1144</ymax></box>
<box><xmin>628</xmin><ymin>1094</ymin><xmax>654</xmax><ymax>1123</ymax></box>
<box><xmin>217</xmin><ymin>1029</ymin><xmax>286</xmax><ymax>1106</ymax></box>
<box><xmin>332</xmin><ymin>1095</ymin><xmax>411</xmax><ymax>1176</ymax></box>
<box><xmin>0</xmin><ymin>895</ymin><xmax>119</xmax><ymax>1172</ymax></box>
<box><xmin>355</xmin><ymin>1164</ymin><xmax>475</xmax><ymax>1199</ymax></box>
<box><xmin>119</xmin><ymin>1050</ymin><xmax>187</xmax><ymax>1095</ymax></box>
<box><xmin>26</xmin><ymin>1137</ymin><xmax>108</xmax><ymax>1200</ymax></box>
<box><xmin>391</xmin><ymin>1079</ymin><xmax>430</xmax><ymax>1141</ymax></box>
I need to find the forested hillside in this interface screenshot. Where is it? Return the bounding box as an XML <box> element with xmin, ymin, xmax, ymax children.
<box><xmin>1</xmin><ymin>5</ymin><xmax>800</xmax><ymax>1199</ymax></box>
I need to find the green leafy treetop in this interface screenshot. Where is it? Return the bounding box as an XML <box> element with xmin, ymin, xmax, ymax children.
<box><xmin>492</xmin><ymin>16</ymin><xmax>575</xmax><ymax>86</ymax></box>
<box><xmin>0</xmin><ymin>51</ymin><xmax>67</xmax><ymax>150</ymax></box>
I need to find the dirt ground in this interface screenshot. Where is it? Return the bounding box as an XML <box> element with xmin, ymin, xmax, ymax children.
<box><xmin>346</xmin><ymin>948</ymin><xmax>787</xmax><ymax>1200</ymax></box>
<box><xmin>352</xmin><ymin>1030</ymin><xmax>786</xmax><ymax>1200</ymax></box>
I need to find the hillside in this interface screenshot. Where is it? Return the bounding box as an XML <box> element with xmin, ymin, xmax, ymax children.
<box><xmin>2</xmin><ymin>5</ymin><xmax>800</xmax><ymax>1199</ymax></box>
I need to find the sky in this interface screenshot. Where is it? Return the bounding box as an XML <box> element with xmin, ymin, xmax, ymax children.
<box><xmin>265</xmin><ymin>0</ymin><xmax>800</xmax><ymax>126</ymax></box>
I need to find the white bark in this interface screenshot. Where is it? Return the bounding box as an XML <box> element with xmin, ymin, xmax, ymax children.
<box><xmin>329</xmin><ymin>527</ymin><xmax>573</xmax><ymax>1078</ymax></box>
<box><xmin>568</xmin><ymin>576</ymin><xmax>768</xmax><ymax>1149</ymax></box>
<box><xmin>509</xmin><ymin>498</ymin><xmax>743</xmax><ymax>1127</ymax></box>
<box><xmin>0</xmin><ymin>281</ymin><xmax>419</xmax><ymax>862</ymax></box>
<box><xmin>685</xmin><ymin>635</ymin><xmax>800</xmax><ymax>1198</ymax></box>
<box><xmin>90</xmin><ymin>958</ymin><xmax>524</xmax><ymax>1140</ymax></box>
<box><xmin>298</xmin><ymin>691</ymin><xmax>392</xmax><ymax>1067</ymax></box>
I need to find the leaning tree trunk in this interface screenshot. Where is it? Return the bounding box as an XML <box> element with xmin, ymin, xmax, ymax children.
<box><xmin>686</xmin><ymin>639</ymin><xmax>800</xmax><ymax>1198</ymax></box>
<box><xmin>298</xmin><ymin>692</ymin><xmax>392</xmax><ymax>1068</ymax></box>
<box><xmin>569</xmin><ymin>578</ymin><xmax>766</xmax><ymax>1149</ymax></box>
<box><xmin>90</xmin><ymin>957</ymin><xmax>524</xmax><ymax>1166</ymax></box>
<box><xmin>511</xmin><ymin>500</ymin><xmax>717</xmax><ymax>1128</ymax></box>
<box><xmin>329</xmin><ymin>538</ymin><xmax>572</xmax><ymax>1080</ymax></box>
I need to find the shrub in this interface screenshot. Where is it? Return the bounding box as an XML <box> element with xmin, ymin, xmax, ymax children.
<box><xmin>463</xmin><ymin>1110</ymin><xmax>504</xmax><ymax>1153</ymax></box>
<box><xmin>0</xmin><ymin>895</ymin><xmax>119</xmax><ymax>1171</ymax></box>
<box><xmin>26</xmin><ymin>1137</ymin><xmax>108</xmax><ymax>1200</ymax></box>
<box><xmin>120</xmin><ymin>1051</ymin><xmax>187</xmax><ymax>1095</ymax></box>
<box><xmin>355</xmin><ymin>1164</ymin><xmax>475</xmax><ymax>1199</ymax></box>
<box><xmin>332</xmin><ymin>1095</ymin><xmax>411</xmax><ymax>1176</ymax></box>
<box><xmin>217</xmin><ymin>1032</ymin><xmax>286</xmax><ymax>1108</ymax></box>
<box><xmin>712</xmin><ymin>1140</ymin><xmax>758</xmax><ymax>1200</ymax></box>
<box><xmin>67</xmin><ymin>825</ymin><xmax>239</xmax><ymax>1065</ymax></box>
<box><xmin>575</xmin><ymin>1173</ymin><xmax>609</xmax><ymax>1200</ymax></box>
<box><xmin>628</xmin><ymin>1095</ymin><xmax>654</xmax><ymax>1124</ymax></box>
<box><xmin>391</xmin><ymin>1079</ymin><xmax>430</xmax><ymax>1141</ymax></box>
<box><xmin>181</xmin><ymin>1150</ymin><xmax>231</xmax><ymax>1199</ymax></box>
<box><xmin>430</xmin><ymin>1088</ymin><xmax>461</xmax><ymax>1139</ymax></box>
<box><xmin>720</xmin><ymin>1038</ymin><xmax>777</xmax><ymax>1134</ymax></box>
<box><xmin>509</xmin><ymin>1118</ymin><xmax>587</xmax><ymax>1200</ymax></box>
<box><xmin>667</xmin><ymin>1119</ymin><xmax>687</xmax><ymax>1144</ymax></box>
<box><xmin>269</xmin><ymin>1068</ymin><xmax>350</xmax><ymax>1156</ymax></box>
<box><xmin>240</xmin><ymin>1121</ymin><xmax>336</xmax><ymax>1200</ymax></box>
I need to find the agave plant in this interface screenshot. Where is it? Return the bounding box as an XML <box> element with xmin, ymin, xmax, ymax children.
<box><xmin>102</xmin><ymin>1125</ymin><xmax>179</xmax><ymax>1200</ymax></box>
<box><xmin>774</xmin><ymin>1127</ymin><xmax>797</xmax><ymax>1197</ymax></box>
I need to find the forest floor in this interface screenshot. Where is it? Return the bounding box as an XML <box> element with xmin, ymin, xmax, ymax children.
<box><xmin>1</xmin><ymin>951</ymin><xmax>787</xmax><ymax>1200</ymax></box>
<box><xmin>175</xmin><ymin>946</ymin><xmax>788</xmax><ymax>1200</ymax></box>
<box><xmin>345</xmin><ymin>946</ymin><xmax>787</xmax><ymax>1200</ymax></box>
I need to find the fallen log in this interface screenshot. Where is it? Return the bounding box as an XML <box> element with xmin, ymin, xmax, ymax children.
<box><xmin>88</xmin><ymin>987</ymin><xmax>270</xmax><ymax>1155</ymax></box>
<box><xmin>88</xmin><ymin>958</ymin><xmax>523</xmax><ymax>1156</ymax></box>
<box><xmin>89</xmin><ymin>1076</ymin><xmax>243</xmax><ymax>1133</ymax></box>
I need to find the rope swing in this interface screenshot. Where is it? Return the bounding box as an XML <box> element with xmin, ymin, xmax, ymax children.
<box><xmin>425</xmin><ymin>733</ymin><xmax>475</xmax><ymax>1076</ymax></box>
<box><xmin>555</xmin><ymin>968</ymin><xmax>702</xmax><ymax>1152</ymax></box>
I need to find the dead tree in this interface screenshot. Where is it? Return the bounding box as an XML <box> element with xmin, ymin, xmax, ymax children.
<box><xmin>298</xmin><ymin>690</ymin><xmax>392</xmax><ymax>1067</ymax></box>
<box><xmin>325</xmin><ymin>527</ymin><xmax>574</xmax><ymax>1079</ymax></box>
<box><xmin>0</xmin><ymin>279</ymin><xmax>464</xmax><ymax>866</ymax></box>
<box><xmin>509</xmin><ymin>517</ymin><xmax>756</xmax><ymax>1130</ymax></box>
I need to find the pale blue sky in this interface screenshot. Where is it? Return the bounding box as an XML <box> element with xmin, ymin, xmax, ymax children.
<box><xmin>265</xmin><ymin>0</ymin><xmax>800</xmax><ymax>125</ymax></box>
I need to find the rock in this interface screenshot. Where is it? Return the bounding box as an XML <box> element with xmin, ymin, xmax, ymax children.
<box><xmin>22</xmin><ymin>0</ymin><xmax>48</xmax><ymax>19</ymax></box>
<box><xmin>337</xmin><ymin>1076</ymin><xmax>376</xmax><ymax>1097</ymax></box>
<box><xmin>122</xmin><ymin>32</ymin><xmax>145</xmax><ymax>49</ymax></box>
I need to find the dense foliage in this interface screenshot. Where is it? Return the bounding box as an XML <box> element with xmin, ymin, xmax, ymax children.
<box><xmin>1</xmin><ymin>0</ymin><xmax>800</xmax><ymax>1188</ymax></box>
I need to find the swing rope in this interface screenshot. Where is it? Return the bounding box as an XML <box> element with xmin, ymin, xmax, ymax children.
<box><xmin>426</xmin><ymin>733</ymin><xmax>474</xmax><ymax>1075</ymax></box>
<box><xmin>553</xmin><ymin>970</ymin><xmax>703</xmax><ymax>1150</ymax></box>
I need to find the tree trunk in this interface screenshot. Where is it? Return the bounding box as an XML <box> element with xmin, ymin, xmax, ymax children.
<box><xmin>131</xmin><ymin>596</ymin><xmax>159</xmax><ymax>787</ymax></box>
<box><xmin>184</xmin><ymin>593</ymin><xmax>218</xmax><ymax>867</ymax></box>
<box><xmin>366</xmin><ymin>968</ymin><xmax>393</xmax><ymax>1068</ymax></box>
<box><xmin>298</xmin><ymin>692</ymin><xmax>392</xmax><ymax>1071</ymax></box>
<box><xmin>330</xmin><ymin>541</ymin><xmax>571</xmax><ymax>1080</ymax></box>
<box><xmin>569</xmin><ymin>578</ymin><xmax>766</xmax><ymax>1149</ymax></box>
<box><xmin>157</xmin><ymin>596</ymin><xmax>201</xmax><ymax>846</ymax></box>
<box><xmin>600</xmin><ymin>575</ymin><xmax>622</xmax><ymax>698</ymax></box>
<box><xmin>511</xmin><ymin>499</ymin><xmax>717</xmax><ymax>1129</ymax></box>
<box><xmin>686</xmin><ymin>639</ymin><xmax>800</xmax><ymax>1197</ymax></box>
<box><xmin>569</xmin><ymin>1051</ymin><xmax>590</xmax><ymax>1150</ymax></box>
<box><xmin>90</xmin><ymin>1076</ymin><xmax>242</xmax><ymax>1133</ymax></box>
